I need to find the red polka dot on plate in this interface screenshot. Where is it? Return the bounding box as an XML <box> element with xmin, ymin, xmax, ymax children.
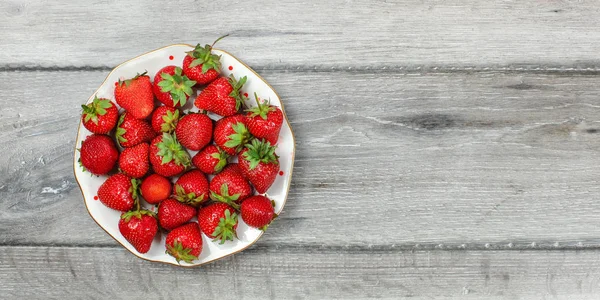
<box><xmin>169</xmin><ymin>55</ymin><xmax>174</xmax><ymax>60</ymax></box>
<box><xmin>244</xmin><ymin>93</ymin><xmax>248</xmax><ymax>97</ymax></box>
<box><xmin>93</xmin><ymin>196</ymin><xmax>98</xmax><ymax>200</ymax></box>
<box><xmin>279</xmin><ymin>171</ymin><xmax>284</xmax><ymax>176</ymax></box>
<box><xmin>114</xmin><ymin>82</ymin><xmax>118</xmax><ymax>86</ymax></box>
<box><xmin>228</xmin><ymin>66</ymin><xmax>233</xmax><ymax>70</ymax></box>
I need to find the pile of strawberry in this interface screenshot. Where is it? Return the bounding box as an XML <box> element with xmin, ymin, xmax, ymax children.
<box><xmin>78</xmin><ymin>37</ymin><xmax>283</xmax><ymax>263</ymax></box>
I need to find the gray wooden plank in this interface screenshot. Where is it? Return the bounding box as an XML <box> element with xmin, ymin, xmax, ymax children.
<box><xmin>2</xmin><ymin>0</ymin><xmax>600</xmax><ymax>68</ymax></box>
<box><xmin>2</xmin><ymin>70</ymin><xmax>600</xmax><ymax>247</ymax></box>
<box><xmin>2</xmin><ymin>246</ymin><xmax>600</xmax><ymax>299</ymax></box>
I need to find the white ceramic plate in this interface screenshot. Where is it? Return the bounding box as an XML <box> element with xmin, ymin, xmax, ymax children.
<box><xmin>73</xmin><ymin>45</ymin><xmax>295</xmax><ymax>267</ymax></box>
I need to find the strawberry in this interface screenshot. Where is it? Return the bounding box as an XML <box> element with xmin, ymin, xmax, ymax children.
<box><xmin>149</xmin><ymin>133</ymin><xmax>191</xmax><ymax>177</ymax></box>
<box><xmin>175</xmin><ymin>113</ymin><xmax>212</xmax><ymax>151</ymax></box>
<box><xmin>118</xmin><ymin>209</ymin><xmax>158</xmax><ymax>254</ymax></box>
<box><xmin>165</xmin><ymin>222</ymin><xmax>203</xmax><ymax>263</ymax></box>
<box><xmin>197</xmin><ymin>203</ymin><xmax>238</xmax><ymax>244</ymax></box>
<box><xmin>173</xmin><ymin>169</ymin><xmax>209</xmax><ymax>207</ymax></box>
<box><xmin>81</xmin><ymin>96</ymin><xmax>118</xmax><ymax>134</ymax></box>
<box><xmin>114</xmin><ymin>72</ymin><xmax>154</xmax><ymax>119</ymax></box>
<box><xmin>245</xmin><ymin>93</ymin><xmax>283</xmax><ymax>145</ymax></box>
<box><xmin>194</xmin><ymin>75</ymin><xmax>247</xmax><ymax>116</ymax></box>
<box><xmin>209</xmin><ymin>163</ymin><xmax>252</xmax><ymax>207</ymax></box>
<box><xmin>151</xmin><ymin>106</ymin><xmax>180</xmax><ymax>134</ymax></box>
<box><xmin>213</xmin><ymin>114</ymin><xmax>251</xmax><ymax>156</ymax></box>
<box><xmin>118</xmin><ymin>143</ymin><xmax>149</xmax><ymax>178</ymax></box>
<box><xmin>182</xmin><ymin>35</ymin><xmax>227</xmax><ymax>85</ymax></box>
<box><xmin>192</xmin><ymin>145</ymin><xmax>229</xmax><ymax>174</ymax></box>
<box><xmin>158</xmin><ymin>198</ymin><xmax>196</xmax><ymax>230</ymax></box>
<box><xmin>97</xmin><ymin>173</ymin><xmax>139</xmax><ymax>212</ymax></box>
<box><xmin>140</xmin><ymin>174</ymin><xmax>172</xmax><ymax>204</ymax></box>
<box><xmin>238</xmin><ymin>139</ymin><xmax>279</xmax><ymax>194</ymax></box>
<box><xmin>116</xmin><ymin>113</ymin><xmax>156</xmax><ymax>148</ymax></box>
<box><xmin>79</xmin><ymin>134</ymin><xmax>118</xmax><ymax>175</ymax></box>
<box><xmin>152</xmin><ymin>66</ymin><xmax>196</xmax><ymax>107</ymax></box>
<box><xmin>240</xmin><ymin>195</ymin><xmax>276</xmax><ymax>230</ymax></box>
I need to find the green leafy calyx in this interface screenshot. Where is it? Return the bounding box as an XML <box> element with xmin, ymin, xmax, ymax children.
<box><xmin>210</xmin><ymin>148</ymin><xmax>229</xmax><ymax>173</ymax></box>
<box><xmin>228</xmin><ymin>75</ymin><xmax>247</xmax><ymax>111</ymax></box>
<box><xmin>245</xmin><ymin>92</ymin><xmax>275</xmax><ymax>120</ymax></box>
<box><xmin>211</xmin><ymin>208</ymin><xmax>238</xmax><ymax>244</ymax></box>
<box><xmin>115</xmin><ymin>114</ymin><xmax>127</xmax><ymax>146</ymax></box>
<box><xmin>174</xmin><ymin>184</ymin><xmax>205</xmax><ymax>207</ymax></box>
<box><xmin>160</xmin><ymin>109</ymin><xmax>180</xmax><ymax>133</ymax></box>
<box><xmin>157</xmin><ymin>67</ymin><xmax>197</xmax><ymax>106</ymax></box>
<box><xmin>82</xmin><ymin>96</ymin><xmax>113</xmax><ymax>125</ymax></box>
<box><xmin>242</xmin><ymin>139</ymin><xmax>279</xmax><ymax>170</ymax></box>
<box><xmin>223</xmin><ymin>122</ymin><xmax>251</xmax><ymax>152</ymax></box>
<box><xmin>166</xmin><ymin>240</ymin><xmax>198</xmax><ymax>264</ymax></box>
<box><xmin>118</xmin><ymin>71</ymin><xmax>148</xmax><ymax>87</ymax></box>
<box><xmin>186</xmin><ymin>35</ymin><xmax>228</xmax><ymax>73</ymax></box>
<box><xmin>210</xmin><ymin>183</ymin><xmax>240</xmax><ymax>209</ymax></box>
<box><xmin>157</xmin><ymin>133</ymin><xmax>191</xmax><ymax>167</ymax></box>
<box><xmin>121</xmin><ymin>209</ymin><xmax>155</xmax><ymax>222</ymax></box>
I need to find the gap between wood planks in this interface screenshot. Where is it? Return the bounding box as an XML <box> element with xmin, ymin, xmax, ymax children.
<box><xmin>4</xmin><ymin>64</ymin><xmax>600</xmax><ymax>75</ymax></box>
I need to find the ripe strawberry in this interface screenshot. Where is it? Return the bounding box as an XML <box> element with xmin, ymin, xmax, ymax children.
<box><xmin>118</xmin><ymin>143</ymin><xmax>149</xmax><ymax>178</ymax></box>
<box><xmin>194</xmin><ymin>75</ymin><xmax>247</xmax><ymax>116</ymax></box>
<box><xmin>213</xmin><ymin>114</ymin><xmax>251</xmax><ymax>156</ymax></box>
<box><xmin>116</xmin><ymin>113</ymin><xmax>156</xmax><ymax>148</ymax></box>
<box><xmin>79</xmin><ymin>134</ymin><xmax>118</xmax><ymax>175</ymax></box>
<box><xmin>114</xmin><ymin>72</ymin><xmax>154</xmax><ymax>119</ymax></box>
<box><xmin>182</xmin><ymin>35</ymin><xmax>227</xmax><ymax>85</ymax></box>
<box><xmin>140</xmin><ymin>174</ymin><xmax>172</xmax><ymax>204</ymax></box>
<box><xmin>198</xmin><ymin>203</ymin><xmax>238</xmax><ymax>244</ymax></box>
<box><xmin>152</xmin><ymin>66</ymin><xmax>196</xmax><ymax>107</ymax></box>
<box><xmin>240</xmin><ymin>195</ymin><xmax>276</xmax><ymax>230</ymax></box>
<box><xmin>175</xmin><ymin>113</ymin><xmax>212</xmax><ymax>151</ymax></box>
<box><xmin>81</xmin><ymin>96</ymin><xmax>118</xmax><ymax>134</ymax></box>
<box><xmin>165</xmin><ymin>222</ymin><xmax>203</xmax><ymax>263</ymax></box>
<box><xmin>245</xmin><ymin>93</ymin><xmax>283</xmax><ymax>145</ymax></box>
<box><xmin>158</xmin><ymin>199</ymin><xmax>196</xmax><ymax>231</ymax></box>
<box><xmin>151</xmin><ymin>106</ymin><xmax>180</xmax><ymax>134</ymax></box>
<box><xmin>97</xmin><ymin>173</ymin><xmax>139</xmax><ymax>212</ymax></box>
<box><xmin>118</xmin><ymin>209</ymin><xmax>158</xmax><ymax>254</ymax></box>
<box><xmin>209</xmin><ymin>163</ymin><xmax>252</xmax><ymax>207</ymax></box>
<box><xmin>149</xmin><ymin>133</ymin><xmax>191</xmax><ymax>177</ymax></box>
<box><xmin>238</xmin><ymin>139</ymin><xmax>279</xmax><ymax>194</ymax></box>
<box><xmin>173</xmin><ymin>170</ymin><xmax>209</xmax><ymax>207</ymax></box>
<box><xmin>192</xmin><ymin>145</ymin><xmax>229</xmax><ymax>174</ymax></box>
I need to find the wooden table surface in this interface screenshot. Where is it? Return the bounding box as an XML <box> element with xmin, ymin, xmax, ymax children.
<box><xmin>2</xmin><ymin>1</ymin><xmax>600</xmax><ymax>299</ymax></box>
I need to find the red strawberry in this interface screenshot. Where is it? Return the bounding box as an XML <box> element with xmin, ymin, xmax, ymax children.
<box><xmin>151</xmin><ymin>106</ymin><xmax>180</xmax><ymax>134</ymax></box>
<box><xmin>140</xmin><ymin>174</ymin><xmax>172</xmax><ymax>204</ymax></box>
<box><xmin>158</xmin><ymin>199</ymin><xmax>196</xmax><ymax>231</ymax></box>
<box><xmin>245</xmin><ymin>93</ymin><xmax>284</xmax><ymax>145</ymax></box>
<box><xmin>79</xmin><ymin>134</ymin><xmax>118</xmax><ymax>175</ymax></box>
<box><xmin>118</xmin><ymin>143</ymin><xmax>149</xmax><ymax>178</ymax></box>
<box><xmin>182</xmin><ymin>35</ymin><xmax>227</xmax><ymax>85</ymax></box>
<box><xmin>194</xmin><ymin>75</ymin><xmax>246</xmax><ymax>116</ymax></box>
<box><xmin>175</xmin><ymin>113</ymin><xmax>212</xmax><ymax>151</ymax></box>
<box><xmin>165</xmin><ymin>222</ymin><xmax>203</xmax><ymax>264</ymax></box>
<box><xmin>149</xmin><ymin>133</ymin><xmax>191</xmax><ymax>177</ymax></box>
<box><xmin>209</xmin><ymin>163</ymin><xmax>252</xmax><ymax>207</ymax></box>
<box><xmin>192</xmin><ymin>145</ymin><xmax>229</xmax><ymax>174</ymax></box>
<box><xmin>97</xmin><ymin>173</ymin><xmax>139</xmax><ymax>212</ymax></box>
<box><xmin>173</xmin><ymin>170</ymin><xmax>209</xmax><ymax>207</ymax></box>
<box><xmin>152</xmin><ymin>66</ymin><xmax>196</xmax><ymax>107</ymax></box>
<box><xmin>81</xmin><ymin>96</ymin><xmax>118</xmax><ymax>134</ymax></box>
<box><xmin>116</xmin><ymin>113</ymin><xmax>156</xmax><ymax>148</ymax></box>
<box><xmin>118</xmin><ymin>209</ymin><xmax>158</xmax><ymax>254</ymax></box>
<box><xmin>114</xmin><ymin>72</ymin><xmax>154</xmax><ymax>119</ymax></box>
<box><xmin>197</xmin><ymin>203</ymin><xmax>238</xmax><ymax>244</ymax></box>
<box><xmin>238</xmin><ymin>139</ymin><xmax>279</xmax><ymax>194</ymax></box>
<box><xmin>213</xmin><ymin>114</ymin><xmax>251</xmax><ymax>156</ymax></box>
<box><xmin>240</xmin><ymin>195</ymin><xmax>276</xmax><ymax>230</ymax></box>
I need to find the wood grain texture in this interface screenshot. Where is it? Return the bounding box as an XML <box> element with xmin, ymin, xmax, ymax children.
<box><xmin>3</xmin><ymin>246</ymin><xmax>600</xmax><ymax>299</ymax></box>
<box><xmin>2</xmin><ymin>0</ymin><xmax>600</xmax><ymax>69</ymax></box>
<box><xmin>2</xmin><ymin>70</ymin><xmax>600</xmax><ymax>248</ymax></box>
